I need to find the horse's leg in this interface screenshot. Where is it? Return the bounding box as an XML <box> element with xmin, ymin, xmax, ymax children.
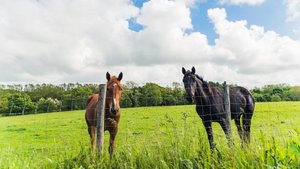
<box><xmin>234</xmin><ymin>117</ymin><xmax>244</xmax><ymax>144</ymax></box>
<box><xmin>242</xmin><ymin>115</ymin><xmax>252</xmax><ymax>144</ymax></box>
<box><xmin>109</xmin><ymin>128</ymin><xmax>118</xmax><ymax>160</ymax></box>
<box><xmin>89</xmin><ymin>126</ymin><xmax>96</xmax><ymax>151</ymax></box>
<box><xmin>242</xmin><ymin>96</ymin><xmax>255</xmax><ymax>144</ymax></box>
<box><xmin>88</xmin><ymin>126</ymin><xmax>93</xmax><ymax>150</ymax></box>
<box><xmin>220</xmin><ymin>118</ymin><xmax>233</xmax><ymax>146</ymax></box>
<box><xmin>203</xmin><ymin>121</ymin><xmax>215</xmax><ymax>150</ymax></box>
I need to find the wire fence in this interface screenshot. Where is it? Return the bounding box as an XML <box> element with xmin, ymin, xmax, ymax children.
<box><xmin>1</xmin><ymin>91</ymin><xmax>300</xmax><ymax>168</ymax></box>
<box><xmin>1</xmin><ymin>101</ymin><xmax>300</xmax><ymax>142</ymax></box>
<box><xmin>1</xmin><ymin>97</ymin><xmax>87</xmax><ymax>116</ymax></box>
<box><xmin>2</xmin><ymin>93</ymin><xmax>300</xmax><ymax>116</ymax></box>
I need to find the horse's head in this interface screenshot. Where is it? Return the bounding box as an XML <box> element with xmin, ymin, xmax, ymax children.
<box><xmin>182</xmin><ymin>66</ymin><xmax>199</xmax><ymax>103</ymax></box>
<box><xmin>106</xmin><ymin>72</ymin><xmax>123</xmax><ymax>116</ymax></box>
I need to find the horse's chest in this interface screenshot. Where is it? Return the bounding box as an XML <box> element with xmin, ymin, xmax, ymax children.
<box><xmin>195</xmin><ymin>105</ymin><xmax>223</xmax><ymax>120</ymax></box>
<box><xmin>104</xmin><ymin>114</ymin><xmax>120</xmax><ymax>131</ymax></box>
<box><xmin>195</xmin><ymin>105</ymin><xmax>211</xmax><ymax>117</ymax></box>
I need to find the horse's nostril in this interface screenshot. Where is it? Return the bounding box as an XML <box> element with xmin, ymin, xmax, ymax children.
<box><xmin>111</xmin><ymin>108</ymin><xmax>119</xmax><ymax>114</ymax></box>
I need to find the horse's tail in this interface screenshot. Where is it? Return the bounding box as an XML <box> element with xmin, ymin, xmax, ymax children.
<box><xmin>242</xmin><ymin>93</ymin><xmax>255</xmax><ymax>143</ymax></box>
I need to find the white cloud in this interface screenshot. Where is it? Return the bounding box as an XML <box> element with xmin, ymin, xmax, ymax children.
<box><xmin>284</xmin><ymin>0</ymin><xmax>300</xmax><ymax>22</ymax></box>
<box><xmin>219</xmin><ymin>0</ymin><xmax>265</xmax><ymax>5</ymax></box>
<box><xmin>293</xmin><ymin>28</ymin><xmax>300</xmax><ymax>38</ymax></box>
<box><xmin>133</xmin><ymin>0</ymin><xmax>211</xmax><ymax>65</ymax></box>
<box><xmin>207</xmin><ymin>8</ymin><xmax>300</xmax><ymax>86</ymax></box>
<box><xmin>0</xmin><ymin>0</ymin><xmax>139</xmax><ymax>83</ymax></box>
<box><xmin>0</xmin><ymin>1</ymin><xmax>299</xmax><ymax>87</ymax></box>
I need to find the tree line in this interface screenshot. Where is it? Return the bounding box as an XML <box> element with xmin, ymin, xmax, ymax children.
<box><xmin>0</xmin><ymin>82</ymin><xmax>299</xmax><ymax>116</ymax></box>
<box><xmin>0</xmin><ymin>83</ymin><xmax>98</xmax><ymax>116</ymax></box>
<box><xmin>250</xmin><ymin>84</ymin><xmax>300</xmax><ymax>102</ymax></box>
<box><xmin>0</xmin><ymin>82</ymin><xmax>187</xmax><ymax>116</ymax></box>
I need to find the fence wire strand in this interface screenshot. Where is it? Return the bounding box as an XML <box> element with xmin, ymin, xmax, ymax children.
<box><xmin>1</xmin><ymin>90</ymin><xmax>300</xmax><ymax>165</ymax></box>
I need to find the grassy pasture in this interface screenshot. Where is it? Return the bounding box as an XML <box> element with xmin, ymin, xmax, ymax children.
<box><xmin>0</xmin><ymin>102</ymin><xmax>300</xmax><ymax>168</ymax></box>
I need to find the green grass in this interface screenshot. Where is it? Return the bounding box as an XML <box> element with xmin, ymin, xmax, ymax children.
<box><xmin>1</xmin><ymin>102</ymin><xmax>300</xmax><ymax>168</ymax></box>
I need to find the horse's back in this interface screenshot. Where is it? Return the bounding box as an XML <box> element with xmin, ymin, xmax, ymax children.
<box><xmin>85</xmin><ymin>94</ymin><xmax>99</xmax><ymax>126</ymax></box>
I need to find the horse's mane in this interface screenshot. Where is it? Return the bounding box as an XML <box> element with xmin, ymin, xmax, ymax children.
<box><xmin>195</xmin><ymin>74</ymin><xmax>212</xmax><ymax>94</ymax></box>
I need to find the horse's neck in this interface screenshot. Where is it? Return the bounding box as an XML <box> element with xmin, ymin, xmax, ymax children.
<box><xmin>195</xmin><ymin>79</ymin><xmax>210</xmax><ymax>105</ymax></box>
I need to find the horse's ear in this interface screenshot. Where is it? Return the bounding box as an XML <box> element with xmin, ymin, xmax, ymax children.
<box><xmin>191</xmin><ymin>67</ymin><xmax>195</xmax><ymax>74</ymax></box>
<box><xmin>182</xmin><ymin>67</ymin><xmax>186</xmax><ymax>75</ymax></box>
<box><xmin>106</xmin><ymin>72</ymin><xmax>111</xmax><ymax>81</ymax></box>
<box><xmin>117</xmin><ymin>72</ymin><xmax>123</xmax><ymax>81</ymax></box>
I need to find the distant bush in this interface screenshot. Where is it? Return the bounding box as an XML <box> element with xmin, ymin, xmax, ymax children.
<box><xmin>271</xmin><ymin>95</ymin><xmax>281</xmax><ymax>102</ymax></box>
<box><xmin>37</xmin><ymin>97</ymin><xmax>61</xmax><ymax>113</ymax></box>
<box><xmin>251</xmin><ymin>84</ymin><xmax>300</xmax><ymax>102</ymax></box>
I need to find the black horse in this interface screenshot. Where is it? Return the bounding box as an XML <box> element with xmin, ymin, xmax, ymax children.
<box><xmin>182</xmin><ymin>67</ymin><xmax>255</xmax><ymax>149</ymax></box>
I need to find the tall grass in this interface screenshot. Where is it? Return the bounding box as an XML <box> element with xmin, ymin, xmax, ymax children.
<box><xmin>56</xmin><ymin>118</ymin><xmax>300</xmax><ymax>168</ymax></box>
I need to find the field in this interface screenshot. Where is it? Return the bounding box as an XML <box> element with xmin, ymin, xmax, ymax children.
<box><xmin>1</xmin><ymin>102</ymin><xmax>300</xmax><ymax>168</ymax></box>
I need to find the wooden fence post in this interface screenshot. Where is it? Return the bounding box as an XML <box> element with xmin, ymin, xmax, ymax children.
<box><xmin>223</xmin><ymin>81</ymin><xmax>232</xmax><ymax>141</ymax></box>
<box><xmin>96</xmin><ymin>84</ymin><xmax>107</xmax><ymax>154</ymax></box>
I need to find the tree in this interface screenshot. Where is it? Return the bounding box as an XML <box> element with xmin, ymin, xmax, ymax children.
<box><xmin>161</xmin><ymin>87</ymin><xmax>177</xmax><ymax>106</ymax></box>
<box><xmin>172</xmin><ymin>82</ymin><xmax>182</xmax><ymax>89</ymax></box>
<box><xmin>139</xmin><ymin>83</ymin><xmax>163</xmax><ymax>106</ymax></box>
<box><xmin>251</xmin><ymin>84</ymin><xmax>292</xmax><ymax>102</ymax></box>
<box><xmin>271</xmin><ymin>95</ymin><xmax>281</xmax><ymax>102</ymax></box>
<box><xmin>37</xmin><ymin>97</ymin><xmax>61</xmax><ymax>113</ymax></box>
<box><xmin>5</xmin><ymin>92</ymin><xmax>36</xmax><ymax>115</ymax></box>
<box><xmin>288</xmin><ymin>87</ymin><xmax>300</xmax><ymax>101</ymax></box>
<box><xmin>125</xmin><ymin>81</ymin><xmax>139</xmax><ymax>89</ymax></box>
<box><xmin>262</xmin><ymin>94</ymin><xmax>271</xmax><ymax>102</ymax></box>
<box><xmin>120</xmin><ymin>87</ymin><xmax>133</xmax><ymax>108</ymax></box>
<box><xmin>131</xmin><ymin>87</ymin><xmax>143</xmax><ymax>107</ymax></box>
<box><xmin>208</xmin><ymin>81</ymin><xmax>223</xmax><ymax>88</ymax></box>
<box><xmin>25</xmin><ymin>84</ymin><xmax>65</xmax><ymax>102</ymax></box>
<box><xmin>0</xmin><ymin>89</ymin><xmax>9</xmax><ymax>115</ymax></box>
<box><xmin>252</xmin><ymin>93</ymin><xmax>264</xmax><ymax>102</ymax></box>
<box><xmin>62</xmin><ymin>86</ymin><xmax>93</xmax><ymax>111</ymax></box>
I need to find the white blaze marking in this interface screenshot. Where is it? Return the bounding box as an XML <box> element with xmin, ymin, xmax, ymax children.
<box><xmin>113</xmin><ymin>83</ymin><xmax>117</xmax><ymax>106</ymax></box>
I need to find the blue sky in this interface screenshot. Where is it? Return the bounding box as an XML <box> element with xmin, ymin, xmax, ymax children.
<box><xmin>130</xmin><ymin>0</ymin><xmax>297</xmax><ymax>44</ymax></box>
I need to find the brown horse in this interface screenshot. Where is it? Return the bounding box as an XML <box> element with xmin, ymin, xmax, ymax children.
<box><xmin>85</xmin><ymin>72</ymin><xmax>123</xmax><ymax>159</ymax></box>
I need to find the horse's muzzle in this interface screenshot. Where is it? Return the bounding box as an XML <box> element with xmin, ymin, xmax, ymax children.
<box><xmin>111</xmin><ymin>108</ymin><xmax>119</xmax><ymax>114</ymax></box>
